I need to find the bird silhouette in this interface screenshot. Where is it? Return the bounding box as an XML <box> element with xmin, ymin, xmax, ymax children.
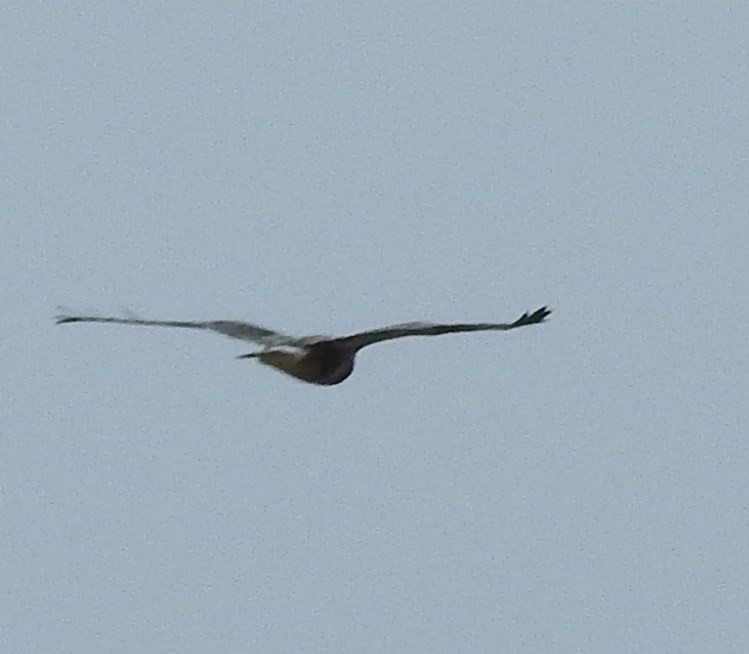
<box><xmin>56</xmin><ymin>306</ymin><xmax>551</xmax><ymax>385</ymax></box>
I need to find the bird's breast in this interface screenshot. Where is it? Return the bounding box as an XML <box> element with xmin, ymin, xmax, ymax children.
<box><xmin>258</xmin><ymin>345</ymin><xmax>355</xmax><ymax>385</ymax></box>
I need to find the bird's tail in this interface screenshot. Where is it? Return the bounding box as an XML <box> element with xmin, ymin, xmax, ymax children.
<box><xmin>236</xmin><ymin>352</ymin><xmax>262</xmax><ymax>359</ymax></box>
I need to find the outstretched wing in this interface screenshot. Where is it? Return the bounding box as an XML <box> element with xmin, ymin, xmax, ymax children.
<box><xmin>332</xmin><ymin>306</ymin><xmax>551</xmax><ymax>351</ymax></box>
<box><xmin>55</xmin><ymin>312</ymin><xmax>297</xmax><ymax>347</ymax></box>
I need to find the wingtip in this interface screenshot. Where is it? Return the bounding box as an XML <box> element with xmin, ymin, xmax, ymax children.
<box><xmin>514</xmin><ymin>306</ymin><xmax>552</xmax><ymax>327</ymax></box>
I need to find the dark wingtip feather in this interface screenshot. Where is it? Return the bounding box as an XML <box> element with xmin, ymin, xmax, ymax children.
<box><xmin>514</xmin><ymin>306</ymin><xmax>551</xmax><ymax>327</ymax></box>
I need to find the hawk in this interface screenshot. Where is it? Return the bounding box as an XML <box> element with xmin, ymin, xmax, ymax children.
<box><xmin>56</xmin><ymin>306</ymin><xmax>551</xmax><ymax>386</ymax></box>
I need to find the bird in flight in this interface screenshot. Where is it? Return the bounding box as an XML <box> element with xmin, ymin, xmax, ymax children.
<box><xmin>56</xmin><ymin>306</ymin><xmax>551</xmax><ymax>386</ymax></box>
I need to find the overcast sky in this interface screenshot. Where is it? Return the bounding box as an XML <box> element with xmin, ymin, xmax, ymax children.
<box><xmin>3</xmin><ymin>3</ymin><xmax>748</xmax><ymax>653</ymax></box>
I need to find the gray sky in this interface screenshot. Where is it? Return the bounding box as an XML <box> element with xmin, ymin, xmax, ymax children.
<box><xmin>3</xmin><ymin>3</ymin><xmax>748</xmax><ymax>652</ymax></box>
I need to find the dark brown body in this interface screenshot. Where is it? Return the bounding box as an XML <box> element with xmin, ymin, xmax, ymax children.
<box><xmin>257</xmin><ymin>343</ymin><xmax>355</xmax><ymax>385</ymax></box>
